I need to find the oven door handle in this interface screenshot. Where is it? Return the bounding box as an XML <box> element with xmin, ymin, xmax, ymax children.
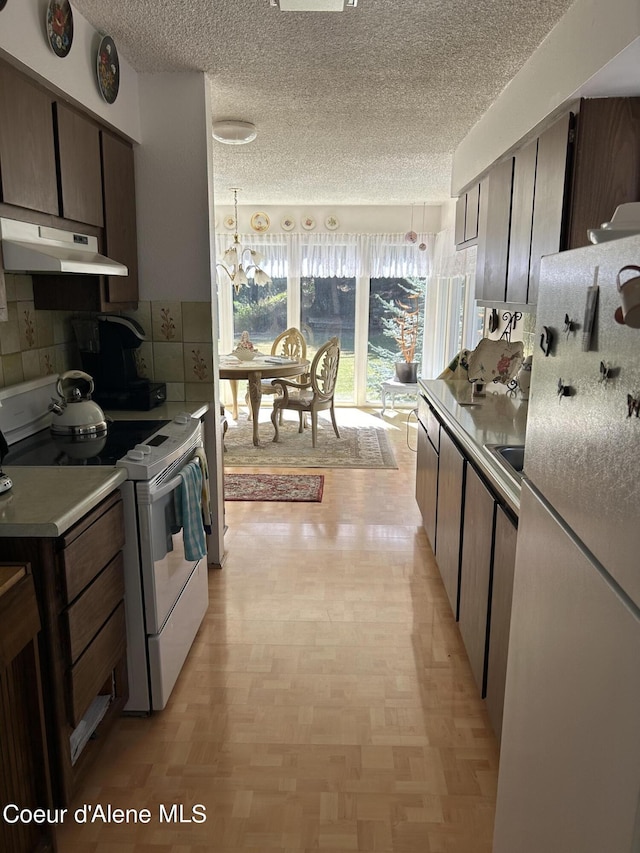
<box><xmin>148</xmin><ymin>457</ymin><xmax>200</xmax><ymax>503</ymax></box>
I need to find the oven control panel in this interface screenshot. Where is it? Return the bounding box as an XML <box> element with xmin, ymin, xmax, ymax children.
<box><xmin>117</xmin><ymin>414</ymin><xmax>201</xmax><ymax>480</ymax></box>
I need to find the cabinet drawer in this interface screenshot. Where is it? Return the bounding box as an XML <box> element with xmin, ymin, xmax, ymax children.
<box><xmin>67</xmin><ymin>601</ymin><xmax>126</xmax><ymax>727</ymax></box>
<box><xmin>417</xmin><ymin>395</ymin><xmax>440</xmax><ymax>453</ymax></box>
<box><xmin>63</xmin><ymin>553</ymin><xmax>124</xmax><ymax>665</ymax></box>
<box><xmin>0</xmin><ymin>565</ymin><xmax>40</xmax><ymax>670</ymax></box>
<box><xmin>60</xmin><ymin>494</ymin><xmax>125</xmax><ymax>603</ymax></box>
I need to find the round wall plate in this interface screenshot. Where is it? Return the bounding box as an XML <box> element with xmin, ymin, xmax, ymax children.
<box><xmin>223</xmin><ymin>214</ymin><xmax>236</xmax><ymax>230</ymax></box>
<box><xmin>97</xmin><ymin>35</ymin><xmax>120</xmax><ymax>103</ymax></box>
<box><xmin>250</xmin><ymin>212</ymin><xmax>270</xmax><ymax>233</ymax></box>
<box><xmin>325</xmin><ymin>215</ymin><xmax>339</xmax><ymax>231</ymax></box>
<box><xmin>281</xmin><ymin>215</ymin><xmax>295</xmax><ymax>231</ymax></box>
<box><xmin>46</xmin><ymin>0</ymin><xmax>73</xmax><ymax>58</ymax></box>
<box><xmin>301</xmin><ymin>215</ymin><xmax>316</xmax><ymax>231</ymax></box>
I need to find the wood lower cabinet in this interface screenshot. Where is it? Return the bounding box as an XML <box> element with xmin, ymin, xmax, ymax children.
<box><xmin>1</xmin><ymin>491</ymin><xmax>129</xmax><ymax>808</ymax></box>
<box><xmin>0</xmin><ymin>63</ymin><xmax>58</xmax><ymax>216</ymax></box>
<box><xmin>485</xmin><ymin>505</ymin><xmax>518</xmax><ymax>739</ymax></box>
<box><xmin>458</xmin><ymin>465</ymin><xmax>496</xmax><ymax>694</ymax></box>
<box><xmin>0</xmin><ymin>565</ymin><xmax>54</xmax><ymax>853</ymax></box>
<box><xmin>434</xmin><ymin>427</ymin><xmax>466</xmax><ymax>618</ymax></box>
<box><xmin>416</xmin><ymin>422</ymin><xmax>438</xmax><ymax>550</ymax></box>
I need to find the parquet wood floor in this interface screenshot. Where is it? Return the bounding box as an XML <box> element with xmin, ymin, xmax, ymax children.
<box><xmin>56</xmin><ymin>408</ymin><xmax>498</xmax><ymax>853</ymax></box>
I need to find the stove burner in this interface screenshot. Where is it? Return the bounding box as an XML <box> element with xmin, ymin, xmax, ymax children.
<box><xmin>4</xmin><ymin>420</ymin><xmax>171</xmax><ymax>467</ymax></box>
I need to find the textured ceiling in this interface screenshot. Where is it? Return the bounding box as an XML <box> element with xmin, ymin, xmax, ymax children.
<box><xmin>72</xmin><ymin>0</ymin><xmax>575</xmax><ymax>206</ymax></box>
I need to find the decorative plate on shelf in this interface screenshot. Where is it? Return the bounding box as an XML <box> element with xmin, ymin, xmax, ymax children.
<box><xmin>325</xmin><ymin>214</ymin><xmax>339</xmax><ymax>231</ymax></box>
<box><xmin>46</xmin><ymin>0</ymin><xmax>73</xmax><ymax>58</ymax></box>
<box><xmin>223</xmin><ymin>214</ymin><xmax>236</xmax><ymax>230</ymax></box>
<box><xmin>281</xmin><ymin>215</ymin><xmax>295</xmax><ymax>232</ymax></box>
<box><xmin>96</xmin><ymin>35</ymin><xmax>120</xmax><ymax>104</ymax></box>
<box><xmin>301</xmin><ymin>215</ymin><xmax>316</xmax><ymax>231</ymax></box>
<box><xmin>250</xmin><ymin>212</ymin><xmax>270</xmax><ymax>233</ymax></box>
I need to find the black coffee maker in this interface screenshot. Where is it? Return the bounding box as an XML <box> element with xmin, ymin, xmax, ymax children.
<box><xmin>74</xmin><ymin>315</ymin><xmax>167</xmax><ymax>410</ymax></box>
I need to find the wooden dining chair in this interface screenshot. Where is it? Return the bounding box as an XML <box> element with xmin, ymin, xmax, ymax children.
<box><xmin>270</xmin><ymin>336</ymin><xmax>340</xmax><ymax>448</ymax></box>
<box><xmin>245</xmin><ymin>327</ymin><xmax>307</xmax><ymax>421</ymax></box>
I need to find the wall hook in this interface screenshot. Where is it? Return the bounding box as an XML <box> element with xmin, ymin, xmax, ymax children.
<box><xmin>540</xmin><ymin>325</ymin><xmax>553</xmax><ymax>357</ymax></box>
<box><xmin>627</xmin><ymin>394</ymin><xmax>640</xmax><ymax>418</ymax></box>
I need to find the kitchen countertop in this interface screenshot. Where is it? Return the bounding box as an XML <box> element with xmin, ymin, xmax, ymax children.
<box><xmin>419</xmin><ymin>379</ymin><xmax>528</xmax><ymax>514</ymax></box>
<box><xmin>0</xmin><ymin>467</ymin><xmax>127</xmax><ymax>538</ymax></box>
<box><xmin>0</xmin><ymin>400</ymin><xmax>210</xmax><ymax>539</ymax></box>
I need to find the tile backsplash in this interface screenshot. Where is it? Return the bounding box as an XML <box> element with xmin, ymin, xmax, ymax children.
<box><xmin>0</xmin><ymin>274</ymin><xmax>215</xmax><ymax>402</ymax></box>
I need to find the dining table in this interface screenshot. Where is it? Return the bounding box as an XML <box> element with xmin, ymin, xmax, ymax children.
<box><xmin>219</xmin><ymin>355</ymin><xmax>310</xmax><ymax>446</ymax></box>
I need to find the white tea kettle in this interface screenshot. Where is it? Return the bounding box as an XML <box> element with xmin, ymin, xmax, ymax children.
<box><xmin>49</xmin><ymin>370</ymin><xmax>107</xmax><ymax>436</ymax></box>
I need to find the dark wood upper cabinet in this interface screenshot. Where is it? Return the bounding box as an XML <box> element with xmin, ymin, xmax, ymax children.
<box><xmin>527</xmin><ymin>111</ymin><xmax>573</xmax><ymax>305</ymax></box>
<box><xmin>0</xmin><ymin>64</ymin><xmax>58</xmax><ymax>216</ymax></box>
<box><xmin>507</xmin><ymin>139</ymin><xmax>537</xmax><ymax>304</ymax></box>
<box><xmin>567</xmin><ymin>97</ymin><xmax>640</xmax><ymax>249</ymax></box>
<box><xmin>455</xmin><ymin>182</ymin><xmax>480</xmax><ymax>247</ymax></box>
<box><xmin>55</xmin><ymin>101</ymin><xmax>104</xmax><ymax>227</ymax></box>
<box><xmin>101</xmin><ymin>130</ymin><xmax>139</xmax><ymax>306</ymax></box>
<box><xmin>475</xmin><ymin>157</ymin><xmax>514</xmax><ymax>303</ymax></box>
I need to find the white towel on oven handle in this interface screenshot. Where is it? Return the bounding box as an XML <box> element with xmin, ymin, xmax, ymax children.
<box><xmin>174</xmin><ymin>459</ymin><xmax>207</xmax><ymax>561</ymax></box>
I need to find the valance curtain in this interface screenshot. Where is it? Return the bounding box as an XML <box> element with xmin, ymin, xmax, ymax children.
<box><xmin>214</xmin><ymin>231</ymin><xmax>435</xmax><ymax>279</ymax></box>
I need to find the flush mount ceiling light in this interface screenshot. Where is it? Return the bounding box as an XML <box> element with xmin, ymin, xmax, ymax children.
<box><xmin>212</xmin><ymin>120</ymin><xmax>257</xmax><ymax>145</ymax></box>
<box><xmin>271</xmin><ymin>0</ymin><xmax>357</xmax><ymax>10</ymax></box>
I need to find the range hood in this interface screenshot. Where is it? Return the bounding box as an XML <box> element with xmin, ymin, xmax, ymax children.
<box><xmin>0</xmin><ymin>218</ymin><xmax>128</xmax><ymax>276</ymax></box>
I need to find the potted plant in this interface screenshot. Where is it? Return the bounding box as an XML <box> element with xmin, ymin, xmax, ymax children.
<box><xmin>393</xmin><ymin>296</ymin><xmax>420</xmax><ymax>384</ymax></box>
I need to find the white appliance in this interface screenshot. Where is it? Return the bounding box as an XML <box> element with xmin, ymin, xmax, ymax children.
<box><xmin>493</xmin><ymin>236</ymin><xmax>640</xmax><ymax>852</ymax></box>
<box><xmin>0</xmin><ymin>376</ymin><xmax>209</xmax><ymax>714</ymax></box>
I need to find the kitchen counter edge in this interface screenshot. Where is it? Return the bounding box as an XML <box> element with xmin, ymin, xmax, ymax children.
<box><xmin>418</xmin><ymin>379</ymin><xmax>527</xmax><ymax>515</ymax></box>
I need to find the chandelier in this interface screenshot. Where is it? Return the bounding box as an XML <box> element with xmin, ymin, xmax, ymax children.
<box><xmin>216</xmin><ymin>188</ymin><xmax>272</xmax><ymax>292</ymax></box>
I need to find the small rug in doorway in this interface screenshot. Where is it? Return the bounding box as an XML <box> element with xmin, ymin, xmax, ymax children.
<box><xmin>224</xmin><ymin>473</ymin><xmax>324</xmax><ymax>502</ymax></box>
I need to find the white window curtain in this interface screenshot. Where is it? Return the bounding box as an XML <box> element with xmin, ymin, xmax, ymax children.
<box><xmin>214</xmin><ymin>232</ymin><xmax>435</xmax><ymax>281</ymax></box>
<box><xmin>422</xmin><ymin>227</ymin><xmax>477</xmax><ymax>379</ymax></box>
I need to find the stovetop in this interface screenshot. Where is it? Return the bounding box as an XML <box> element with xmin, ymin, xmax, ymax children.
<box><xmin>4</xmin><ymin>420</ymin><xmax>171</xmax><ymax>467</ymax></box>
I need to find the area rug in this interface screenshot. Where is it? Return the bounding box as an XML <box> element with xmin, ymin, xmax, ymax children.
<box><xmin>224</xmin><ymin>473</ymin><xmax>324</xmax><ymax>502</ymax></box>
<box><xmin>223</xmin><ymin>417</ymin><xmax>397</xmax><ymax>469</ymax></box>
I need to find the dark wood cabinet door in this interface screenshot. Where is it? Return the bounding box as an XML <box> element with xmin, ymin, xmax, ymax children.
<box><xmin>55</xmin><ymin>101</ymin><xmax>103</xmax><ymax>226</ymax></box>
<box><xmin>434</xmin><ymin>428</ymin><xmax>465</xmax><ymax>618</ymax></box>
<box><xmin>567</xmin><ymin>97</ymin><xmax>640</xmax><ymax>250</ymax></box>
<box><xmin>0</xmin><ymin>63</ymin><xmax>58</xmax><ymax>215</ymax></box>
<box><xmin>454</xmin><ymin>194</ymin><xmax>466</xmax><ymax>246</ymax></box>
<box><xmin>485</xmin><ymin>505</ymin><xmax>518</xmax><ymax>739</ymax></box>
<box><xmin>528</xmin><ymin>111</ymin><xmax>573</xmax><ymax>305</ymax></box>
<box><xmin>101</xmin><ymin>130</ymin><xmax>139</xmax><ymax>306</ymax></box>
<box><xmin>416</xmin><ymin>423</ymin><xmax>438</xmax><ymax>551</ymax></box>
<box><xmin>464</xmin><ymin>182</ymin><xmax>480</xmax><ymax>241</ymax></box>
<box><xmin>475</xmin><ymin>157</ymin><xmax>514</xmax><ymax>302</ymax></box>
<box><xmin>507</xmin><ymin>139</ymin><xmax>537</xmax><ymax>304</ymax></box>
<box><xmin>458</xmin><ymin>465</ymin><xmax>495</xmax><ymax>694</ymax></box>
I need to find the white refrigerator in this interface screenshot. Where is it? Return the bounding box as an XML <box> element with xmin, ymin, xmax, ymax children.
<box><xmin>493</xmin><ymin>235</ymin><xmax>640</xmax><ymax>853</ymax></box>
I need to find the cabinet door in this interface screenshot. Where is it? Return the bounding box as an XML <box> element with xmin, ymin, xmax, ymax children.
<box><xmin>416</xmin><ymin>423</ymin><xmax>438</xmax><ymax>550</ymax></box>
<box><xmin>506</xmin><ymin>139</ymin><xmax>537</xmax><ymax>304</ymax></box>
<box><xmin>528</xmin><ymin>112</ymin><xmax>573</xmax><ymax>304</ymax></box>
<box><xmin>567</xmin><ymin>96</ymin><xmax>640</xmax><ymax>251</ymax></box>
<box><xmin>0</xmin><ymin>63</ymin><xmax>58</xmax><ymax>215</ymax></box>
<box><xmin>485</xmin><ymin>505</ymin><xmax>517</xmax><ymax>739</ymax></box>
<box><xmin>434</xmin><ymin>428</ymin><xmax>465</xmax><ymax>618</ymax></box>
<box><xmin>458</xmin><ymin>465</ymin><xmax>495</xmax><ymax>693</ymax></box>
<box><xmin>55</xmin><ymin>101</ymin><xmax>103</xmax><ymax>226</ymax></box>
<box><xmin>101</xmin><ymin>131</ymin><xmax>139</xmax><ymax>305</ymax></box>
<box><xmin>464</xmin><ymin>182</ymin><xmax>480</xmax><ymax>241</ymax></box>
<box><xmin>475</xmin><ymin>157</ymin><xmax>514</xmax><ymax>302</ymax></box>
<box><xmin>454</xmin><ymin>194</ymin><xmax>466</xmax><ymax>246</ymax></box>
